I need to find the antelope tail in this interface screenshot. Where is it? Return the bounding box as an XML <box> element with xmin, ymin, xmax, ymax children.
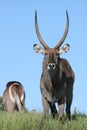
<box><xmin>9</xmin><ymin>83</ymin><xmax>25</xmax><ymax>111</ymax></box>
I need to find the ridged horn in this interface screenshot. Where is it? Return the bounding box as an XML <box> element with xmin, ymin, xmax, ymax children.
<box><xmin>54</xmin><ymin>10</ymin><xmax>69</xmax><ymax>49</ymax></box>
<box><xmin>35</xmin><ymin>11</ymin><xmax>49</xmax><ymax>49</ymax></box>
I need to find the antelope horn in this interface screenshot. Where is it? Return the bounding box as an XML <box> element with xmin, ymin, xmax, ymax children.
<box><xmin>54</xmin><ymin>10</ymin><xmax>69</xmax><ymax>49</ymax></box>
<box><xmin>35</xmin><ymin>11</ymin><xmax>49</xmax><ymax>49</ymax></box>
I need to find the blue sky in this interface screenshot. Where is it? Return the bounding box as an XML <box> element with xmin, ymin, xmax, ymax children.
<box><xmin>0</xmin><ymin>0</ymin><xmax>87</xmax><ymax>113</ymax></box>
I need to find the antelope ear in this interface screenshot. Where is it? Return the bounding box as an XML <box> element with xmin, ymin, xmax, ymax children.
<box><xmin>33</xmin><ymin>44</ymin><xmax>45</xmax><ymax>54</ymax></box>
<box><xmin>59</xmin><ymin>44</ymin><xmax>70</xmax><ymax>54</ymax></box>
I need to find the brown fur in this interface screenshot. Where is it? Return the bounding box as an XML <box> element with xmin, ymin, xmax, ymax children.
<box><xmin>41</xmin><ymin>55</ymin><xmax>75</xmax><ymax>120</ymax></box>
<box><xmin>3</xmin><ymin>81</ymin><xmax>25</xmax><ymax>112</ymax></box>
<box><xmin>34</xmin><ymin>11</ymin><xmax>75</xmax><ymax>121</ymax></box>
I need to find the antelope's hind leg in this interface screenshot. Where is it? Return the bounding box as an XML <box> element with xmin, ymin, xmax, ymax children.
<box><xmin>49</xmin><ymin>102</ymin><xmax>57</xmax><ymax>118</ymax></box>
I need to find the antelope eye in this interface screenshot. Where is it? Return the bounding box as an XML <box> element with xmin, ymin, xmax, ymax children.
<box><xmin>56</xmin><ymin>54</ymin><xmax>59</xmax><ymax>57</ymax></box>
<box><xmin>44</xmin><ymin>53</ymin><xmax>48</xmax><ymax>56</ymax></box>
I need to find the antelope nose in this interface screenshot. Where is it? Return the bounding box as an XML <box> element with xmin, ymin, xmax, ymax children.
<box><xmin>48</xmin><ymin>63</ymin><xmax>56</xmax><ymax>70</ymax></box>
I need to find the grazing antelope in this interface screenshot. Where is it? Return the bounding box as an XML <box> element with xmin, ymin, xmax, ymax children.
<box><xmin>33</xmin><ymin>11</ymin><xmax>75</xmax><ymax>121</ymax></box>
<box><xmin>3</xmin><ymin>81</ymin><xmax>25</xmax><ymax>112</ymax></box>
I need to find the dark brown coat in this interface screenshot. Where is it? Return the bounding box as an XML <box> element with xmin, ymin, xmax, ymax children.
<box><xmin>33</xmin><ymin>11</ymin><xmax>75</xmax><ymax>121</ymax></box>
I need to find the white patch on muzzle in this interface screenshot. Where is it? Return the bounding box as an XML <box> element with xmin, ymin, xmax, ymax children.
<box><xmin>47</xmin><ymin>63</ymin><xmax>56</xmax><ymax>70</ymax></box>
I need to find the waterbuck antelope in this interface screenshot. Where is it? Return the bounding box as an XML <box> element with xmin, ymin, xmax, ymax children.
<box><xmin>3</xmin><ymin>81</ymin><xmax>25</xmax><ymax>112</ymax></box>
<box><xmin>33</xmin><ymin>11</ymin><xmax>75</xmax><ymax>121</ymax></box>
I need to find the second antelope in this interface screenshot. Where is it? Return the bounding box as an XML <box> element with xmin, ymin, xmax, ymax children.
<box><xmin>3</xmin><ymin>81</ymin><xmax>25</xmax><ymax>112</ymax></box>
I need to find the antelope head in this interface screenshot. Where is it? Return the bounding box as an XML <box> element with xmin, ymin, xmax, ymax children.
<box><xmin>33</xmin><ymin>11</ymin><xmax>70</xmax><ymax>71</ymax></box>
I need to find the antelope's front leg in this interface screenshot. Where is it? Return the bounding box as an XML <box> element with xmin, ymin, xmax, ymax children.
<box><xmin>42</xmin><ymin>97</ymin><xmax>49</xmax><ymax>119</ymax></box>
<box><xmin>58</xmin><ymin>98</ymin><xmax>65</xmax><ymax>121</ymax></box>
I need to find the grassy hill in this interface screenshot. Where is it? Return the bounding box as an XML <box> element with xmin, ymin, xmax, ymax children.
<box><xmin>0</xmin><ymin>111</ymin><xmax>87</xmax><ymax>130</ymax></box>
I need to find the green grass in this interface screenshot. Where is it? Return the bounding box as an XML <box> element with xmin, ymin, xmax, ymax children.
<box><xmin>0</xmin><ymin>111</ymin><xmax>87</xmax><ymax>130</ymax></box>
